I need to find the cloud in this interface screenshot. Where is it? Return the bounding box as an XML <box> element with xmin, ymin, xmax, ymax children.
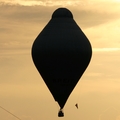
<box><xmin>0</xmin><ymin>1</ymin><xmax>120</xmax><ymax>53</ymax></box>
<box><xmin>0</xmin><ymin>1</ymin><xmax>120</xmax><ymax>120</ymax></box>
<box><xmin>0</xmin><ymin>0</ymin><xmax>83</xmax><ymax>6</ymax></box>
<box><xmin>1</xmin><ymin>0</ymin><xmax>120</xmax><ymax>7</ymax></box>
<box><xmin>84</xmin><ymin>18</ymin><xmax>120</xmax><ymax>48</ymax></box>
<box><xmin>0</xmin><ymin>1</ymin><xmax>120</xmax><ymax>34</ymax></box>
<box><xmin>0</xmin><ymin>3</ymin><xmax>119</xmax><ymax>28</ymax></box>
<box><xmin>93</xmin><ymin>48</ymin><xmax>120</xmax><ymax>52</ymax></box>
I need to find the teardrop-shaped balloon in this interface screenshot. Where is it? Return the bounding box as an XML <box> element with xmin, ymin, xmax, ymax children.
<box><xmin>32</xmin><ymin>8</ymin><xmax>92</xmax><ymax>117</ymax></box>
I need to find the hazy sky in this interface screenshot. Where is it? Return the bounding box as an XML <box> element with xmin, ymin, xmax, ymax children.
<box><xmin>0</xmin><ymin>0</ymin><xmax>120</xmax><ymax>120</ymax></box>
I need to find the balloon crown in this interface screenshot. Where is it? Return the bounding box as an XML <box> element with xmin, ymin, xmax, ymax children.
<box><xmin>52</xmin><ymin>8</ymin><xmax>73</xmax><ymax>18</ymax></box>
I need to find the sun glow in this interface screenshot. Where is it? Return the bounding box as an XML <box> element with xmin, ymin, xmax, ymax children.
<box><xmin>114</xmin><ymin>0</ymin><xmax>120</xmax><ymax>2</ymax></box>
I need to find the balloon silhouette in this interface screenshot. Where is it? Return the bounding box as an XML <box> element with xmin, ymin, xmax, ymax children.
<box><xmin>32</xmin><ymin>8</ymin><xmax>92</xmax><ymax>117</ymax></box>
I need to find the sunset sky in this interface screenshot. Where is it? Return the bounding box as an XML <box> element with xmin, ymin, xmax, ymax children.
<box><xmin>0</xmin><ymin>0</ymin><xmax>120</xmax><ymax>120</ymax></box>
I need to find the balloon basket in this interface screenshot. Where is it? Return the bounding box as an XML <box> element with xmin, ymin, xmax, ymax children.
<box><xmin>58</xmin><ymin>109</ymin><xmax>64</xmax><ymax>117</ymax></box>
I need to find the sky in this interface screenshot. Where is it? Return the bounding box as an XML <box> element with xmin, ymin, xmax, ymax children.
<box><xmin>0</xmin><ymin>0</ymin><xmax>120</xmax><ymax>120</ymax></box>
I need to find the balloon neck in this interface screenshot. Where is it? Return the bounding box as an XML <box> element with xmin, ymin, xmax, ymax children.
<box><xmin>58</xmin><ymin>109</ymin><xmax>64</xmax><ymax>117</ymax></box>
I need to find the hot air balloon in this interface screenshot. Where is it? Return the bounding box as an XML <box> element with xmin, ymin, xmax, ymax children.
<box><xmin>31</xmin><ymin>8</ymin><xmax>92</xmax><ymax>117</ymax></box>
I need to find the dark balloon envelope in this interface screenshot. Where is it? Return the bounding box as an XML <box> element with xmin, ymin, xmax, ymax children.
<box><xmin>32</xmin><ymin>8</ymin><xmax>92</xmax><ymax>117</ymax></box>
